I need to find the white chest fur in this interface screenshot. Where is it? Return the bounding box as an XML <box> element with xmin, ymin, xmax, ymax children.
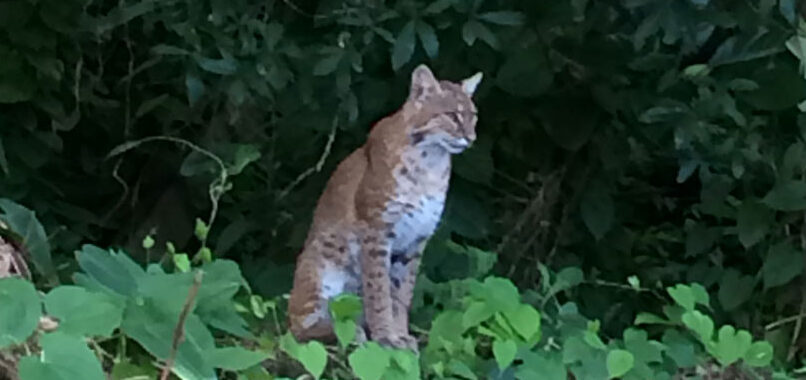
<box><xmin>385</xmin><ymin>145</ymin><xmax>451</xmax><ymax>254</ymax></box>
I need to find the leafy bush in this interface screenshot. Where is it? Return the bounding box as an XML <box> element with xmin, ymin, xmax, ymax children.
<box><xmin>3</xmin><ymin>0</ymin><xmax>806</xmax><ymax>378</ymax></box>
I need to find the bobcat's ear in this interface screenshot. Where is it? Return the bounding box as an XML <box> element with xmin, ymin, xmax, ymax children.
<box><xmin>461</xmin><ymin>72</ymin><xmax>483</xmax><ymax>96</ymax></box>
<box><xmin>410</xmin><ymin>64</ymin><xmax>441</xmax><ymax>101</ymax></box>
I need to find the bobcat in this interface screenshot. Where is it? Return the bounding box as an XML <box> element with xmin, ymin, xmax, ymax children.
<box><xmin>287</xmin><ymin>64</ymin><xmax>482</xmax><ymax>351</ymax></box>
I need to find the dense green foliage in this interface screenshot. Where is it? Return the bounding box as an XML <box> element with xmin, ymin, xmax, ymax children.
<box><xmin>3</xmin><ymin>0</ymin><xmax>806</xmax><ymax>378</ymax></box>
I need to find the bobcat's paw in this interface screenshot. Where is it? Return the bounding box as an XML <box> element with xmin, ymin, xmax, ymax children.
<box><xmin>376</xmin><ymin>333</ymin><xmax>419</xmax><ymax>353</ymax></box>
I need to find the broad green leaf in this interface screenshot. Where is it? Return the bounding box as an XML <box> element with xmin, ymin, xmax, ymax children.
<box><xmin>185</xmin><ymin>73</ymin><xmax>205</xmax><ymax>106</ymax></box>
<box><xmin>606</xmin><ymin>349</ymin><xmax>634</xmax><ymax>378</ymax></box>
<box><xmin>18</xmin><ymin>332</ymin><xmax>105</xmax><ymax>380</ymax></box>
<box><xmin>470</xmin><ymin>276</ymin><xmax>520</xmax><ymax>313</ymax></box>
<box><xmin>477</xmin><ymin>11</ymin><xmax>525</xmax><ymax>26</ymax></box>
<box><xmin>121</xmin><ymin>299</ymin><xmax>216</xmax><ymax>380</ymax></box>
<box><xmin>708</xmin><ymin>325</ymin><xmax>752</xmax><ymax>366</ymax></box>
<box><xmin>0</xmin><ymin>277</ymin><xmax>40</xmax><ymax>348</ymax></box>
<box><xmin>503</xmin><ymin>303</ymin><xmax>541</xmax><ymax>340</ymax></box>
<box><xmin>462</xmin><ymin>300</ymin><xmax>494</xmax><ymax>329</ymax></box>
<box><xmin>516</xmin><ymin>351</ymin><xmax>566</xmax><ymax>380</ymax></box>
<box><xmin>75</xmin><ymin>245</ymin><xmax>144</xmax><ymax>297</ymax></box>
<box><xmin>634</xmin><ymin>312</ymin><xmax>670</xmax><ymax>325</ymax></box>
<box><xmin>762</xmin><ymin>242</ymin><xmax>803</xmax><ymax>289</ymax></box>
<box><xmin>580</xmin><ymin>186</ymin><xmax>614</xmax><ymax>240</ymax></box>
<box><xmin>44</xmin><ymin>286</ymin><xmax>123</xmax><ymax>338</ymax></box>
<box><xmin>206</xmin><ymin>346</ymin><xmax>269</xmax><ymax>371</ymax></box>
<box><xmin>492</xmin><ymin>339</ymin><xmax>517</xmax><ymax>369</ymax></box>
<box><xmin>718</xmin><ymin>269</ymin><xmax>754</xmax><ymax>311</ymax></box>
<box><xmin>690</xmin><ymin>283</ymin><xmax>710</xmax><ymax>307</ymax></box>
<box><xmin>743</xmin><ymin>341</ymin><xmax>774</xmax><ymax>367</ymax></box>
<box><xmin>667</xmin><ymin>284</ymin><xmax>695</xmax><ymax>311</ymax></box>
<box><xmin>0</xmin><ymin>199</ymin><xmax>55</xmax><ymax>282</ymax></box>
<box><xmin>736</xmin><ymin>200</ymin><xmax>772</xmax><ymax>248</ymax></box>
<box><xmin>463</xmin><ymin>20</ymin><xmax>498</xmax><ymax>49</ymax></box>
<box><xmin>682</xmin><ymin>310</ymin><xmax>714</xmax><ymax>342</ymax></box>
<box><xmin>333</xmin><ymin>319</ymin><xmax>357</xmax><ymax>348</ymax></box>
<box><xmin>423</xmin><ymin>0</ymin><xmax>453</xmax><ymax>14</ymax></box>
<box><xmin>110</xmin><ymin>361</ymin><xmax>158</xmax><ymax>380</ymax></box>
<box><xmin>283</xmin><ymin>337</ymin><xmax>327</xmax><ymax>379</ymax></box>
<box><xmin>195</xmin><ymin>56</ymin><xmax>238</xmax><ymax>75</ymax></box>
<box><xmin>391</xmin><ymin>21</ymin><xmax>416</xmax><ymax>71</ymax></box>
<box><xmin>416</xmin><ymin>21</ymin><xmax>438</xmax><ymax>59</ymax></box>
<box><xmin>329</xmin><ymin>293</ymin><xmax>362</xmax><ymax>320</ymax></box>
<box><xmin>313</xmin><ymin>52</ymin><xmax>343</xmax><ymax>76</ymax></box>
<box><xmin>348</xmin><ymin>342</ymin><xmax>391</xmax><ymax>380</ymax></box>
<box><xmin>762</xmin><ymin>181</ymin><xmax>806</xmax><ymax>211</ymax></box>
<box><xmin>662</xmin><ymin>330</ymin><xmax>697</xmax><ymax>368</ymax></box>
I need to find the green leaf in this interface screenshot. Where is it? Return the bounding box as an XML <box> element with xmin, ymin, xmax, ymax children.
<box><xmin>682</xmin><ymin>310</ymin><xmax>714</xmax><ymax>342</ymax></box>
<box><xmin>762</xmin><ymin>181</ymin><xmax>806</xmax><ymax>211</ymax></box>
<box><xmin>333</xmin><ymin>319</ymin><xmax>357</xmax><ymax>348</ymax></box>
<box><xmin>284</xmin><ymin>338</ymin><xmax>327</xmax><ymax>379</ymax></box>
<box><xmin>718</xmin><ymin>269</ymin><xmax>754</xmax><ymax>311</ymax></box>
<box><xmin>313</xmin><ymin>52</ymin><xmax>343</xmax><ymax>76</ymax></box>
<box><xmin>122</xmin><ymin>300</ymin><xmax>217</xmax><ymax>380</ymax></box>
<box><xmin>206</xmin><ymin>346</ymin><xmax>269</xmax><ymax>371</ymax></box>
<box><xmin>634</xmin><ymin>312</ymin><xmax>670</xmax><ymax>325</ymax></box>
<box><xmin>762</xmin><ymin>242</ymin><xmax>803</xmax><ymax>289</ymax></box>
<box><xmin>423</xmin><ymin>0</ymin><xmax>453</xmax><ymax>14</ymax></box>
<box><xmin>708</xmin><ymin>325</ymin><xmax>752</xmax><ymax>366</ymax></box>
<box><xmin>737</xmin><ymin>199</ymin><xmax>772</xmax><ymax>248</ymax></box>
<box><xmin>44</xmin><ymin>286</ymin><xmax>123</xmax><ymax>338</ymax></box>
<box><xmin>75</xmin><ymin>245</ymin><xmax>144</xmax><ymax>297</ymax></box>
<box><xmin>667</xmin><ymin>284</ymin><xmax>695</xmax><ymax>311</ymax></box>
<box><xmin>195</xmin><ymin>56</ymin><xmax>238</xmax><ymax>75</ymax></box>
<box><xmin>503</xmin><ymin>303</ymin><xmax>541</xmax><ymax>340</ymax></box>
<box><xmin>580</xmin><ymin>186</ymin><xmax>615</xmax><ymax>240</ymax></box>
<box><xmin>477</xmin><ymin>11</ymin><xmax>525</xmax><ymax>26</ymax></box>
<box><xmin>516</xmin><ymin>351</ymin><xmax>566</xmax><ymax>380</ymax></box>
<box><xmin>18</xmin><ymin>332</ymin><xmax>105</xmax><ymax>380</ymax></box>
<box><xmin>416</xmin><ymin>21</ymin><xmax>439</xmax><ymax>59</ymax></box>
<box><xmin>462</xmin><ymin>20</ymin><xmax>498</xmax><ymax>49</ymax></box>
<box><xmin>743</xmin><ymin>341</ymin><xmax>774</xmax><ymax>367</ymax></box>
<box><xmin>0</xmin><ymin>277</ymin><xmax>41</xmax><ymax>348</ymax></box>
<box><xmin>173</xmin><ymin>253</ymin><xmax>191</xmax><ymax>272</ymax></box>
<box><xmin>606</xmin><ymin>349</ymin><xmax>634</xmax><ymax>378</ymax></box>
<box><xmin>391</xmin><ymin>21</ymin><xmax>416</xmax><ymax>71</ymax></box>
<box><xmin>329</xmin><ymin>293</ymin><xmax>362</xmax><ymax>320</ymax></box>
<box><xmin>0</xmin><ymin>199</ymin><xmax>56</xmax><ymax>282</ymax></box>
<box><xmin>462</xmin><ymin>301</ymin><xmax>494</xmax><ymax>329</ymax></box>
<box><xmin>349</xmin><ymin>342</ymin><xmax>391</xmax><ymax>380</ymax></box>
<box><xmin>492</xmin><ymin>339</ymin><xmax>517</xmax><ymax>369</ymax></box>
<box><xmin>185</xmin><ymin>73</ymin><xmax>205</xmax><ymax>106</ymax></box>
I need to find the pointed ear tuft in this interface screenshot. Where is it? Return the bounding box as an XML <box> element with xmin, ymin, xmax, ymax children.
<box><xmin>410</xmin><ymin>64</ymin><xmax>441</xmax><ymax>101</ymax></box>
<box><xmin>461</xmin><ymin>72</ymin><xmax>483</xmax><ymax>96</ymax></box>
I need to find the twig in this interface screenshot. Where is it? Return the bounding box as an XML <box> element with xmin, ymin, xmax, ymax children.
<box><xmin>160</xmin><ymin>270</ymin><xmax>204</xmax><ymax>380</ymax></box>
<box><xmin>106</xmin><ymin>135</ymin><xmax>229</xmax><ymax>251</ymax></box>
<box><xmin>277</xmin><ymin>117</ymin><xmax>338</xmax><ymax>200</ymax></box>
<box><xmin>766</xmin><ymin>313</ymin><xmax>806</xmax><ymax>331</ymax></box>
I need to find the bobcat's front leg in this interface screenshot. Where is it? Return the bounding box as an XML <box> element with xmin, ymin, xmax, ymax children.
<box><xmin>390</xmin><ymin>240</ymin><xmax>426</xmax><ymax>342</ymax></box>
<box><xmin>360</xmin><ymin>228</ymin><xmax>417</xmax><ymax>351</ymax></box>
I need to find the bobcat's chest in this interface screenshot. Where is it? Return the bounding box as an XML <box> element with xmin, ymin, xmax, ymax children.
<box><xmin>385</xmin><ymin>145</ymin><xmax>450</xmax><ymax>254</ymax></box>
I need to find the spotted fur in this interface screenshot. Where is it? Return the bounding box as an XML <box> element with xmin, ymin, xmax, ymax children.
<box><xmin>287</xmin><ymin>65</ymin><xmax>482</xmax><ymax>351</ymax></box>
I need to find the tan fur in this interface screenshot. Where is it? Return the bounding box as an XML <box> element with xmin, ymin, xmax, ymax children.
<box><xmin>288</xmin><ymin>65</ymin><xmax>482</xmax><ymax>351</ymax></box>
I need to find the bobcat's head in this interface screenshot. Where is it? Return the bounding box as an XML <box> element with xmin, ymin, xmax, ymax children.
<box><xmin>406</xmin><ymin>64</ymin><xmax>482</xmax><ymax>154</ymax></box>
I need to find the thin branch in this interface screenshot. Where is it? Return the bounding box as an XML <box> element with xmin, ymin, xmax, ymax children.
<box><xmin>766</xmin><ymin>314</ymin><xmax>806</xmax><ymax>331</ymax></box>
<box><xmin>159</xmin><ymin>270</ymin><xmax>204</xmax><ymax>380</ymax></box>
<box><xmin>277</xmin><ymin>117</ymin><xmax>338</xmax><ymax>200</ymax></box>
